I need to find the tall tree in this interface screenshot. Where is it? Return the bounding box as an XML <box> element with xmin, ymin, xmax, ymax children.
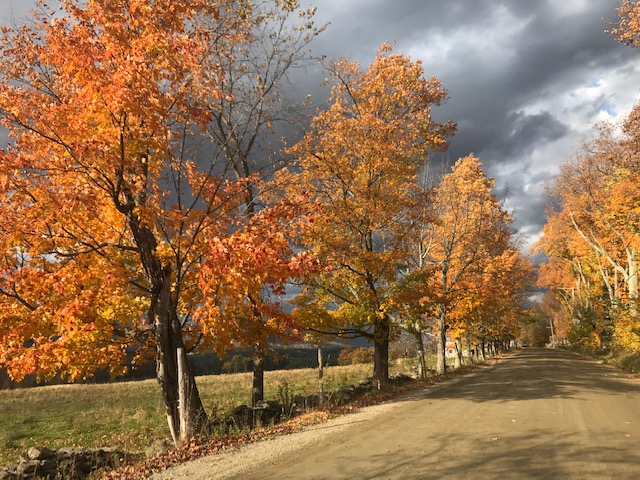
<box><xmin>536</xmin><ymin>106</ymin><xmax>640</xmax><ymax>351</ymax></box>
<box><xmin>464</xmin><ymin>247</ymin><xmax>534</xmax><ymax>353</ymax></box>
<box><xmin>204</xmin><ymin>0</ymin><xmax>322</xmax><ymax>406</ymax></box>
<box><xmin>285</xmin><ymin>44</ymin><xmax>455</xmax><ymax>388</ymax></box>
<box><xmin>552</xmin><ymin>114</ymin><xmax>640</xmax><ymax>311</ymax></box>
<box><xmin>534</xmin><ymin>210</ymin><xmax>605</xmax><ymax>323</ymax></box>
<box><xmin>389</xmin><ymin>268</ymin><xmax>438</xmax><ymax>378</ymax></box>
<box><xmin>424</xmin><ymin>155</ymin><xmax>512</xmax><ymax>374</ymax></box>
<box><xmin>389</xmin><ymin>185</ymin><xmax>438</xmax><ymax>378</ymax></box>
<box><xmin>0</xmin><ymin>0</ymin><xmax>311</xmax><ymax>446</ymax></box>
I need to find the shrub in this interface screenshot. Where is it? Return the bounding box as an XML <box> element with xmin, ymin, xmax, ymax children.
<box><xmin>338</xmin><ymin>347</ymin><xmax>374</xmax><ymax>365</ymax></box>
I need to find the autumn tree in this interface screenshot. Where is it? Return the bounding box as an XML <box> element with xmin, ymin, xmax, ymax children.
<box><xmin>462</xmin><ymin>247</ymin><xmax>534</xmax><ymax>356</ymax></box>
<box><xmin>611</xmin><ymin>0</ymin><xmax>640</xmax><ymax>47</ymax></box>
<box><xmin>390</xmin><ymin>157</ymin><xmax>531</xmax><ymax>372</ymax></box>
<box><xmin>203</xmin><ymin>0</ymin><xmax>323</xmax><ymax>406</ymax></box>
<box><xmin>422</xmin><ymin>155</ymin><xmax>512</xmax><ymax>374</ymax></box>
<box><xmin>558</xmin><ymin>155</ymin><xmax>638</xmax><ymax>310</ymax></box>
<box><xmin>536</xmin><ymin>105</ymin><xmax>640</xmax><ymax>352</ymax></box>
<box><xmin>388</xmin><ymin>268</ymin><xmax>437</xmax><ymax>378</ymax></box>
<box><xmin>0</xmin><ymin>0</ymin><xmax>315</xmax><ymax>446</ymax></box>
<box><xmin>285</xmin><ymin>44</ymin><xmax>455</xmax><ymax>388</ymax></box>
<box><xmin>521</xmin><ymin>300</ymin><xmax>558</xmax><ymax>348</ymax></box>
<box><xmin>388</xmin><ymin>182</ymin><xmax>440</xmax><ymax>378</ymax></box>
<box><xmin>539</xmin><ymin>291</ymin><xmax>573</xmax><ymax>345</ymax></box>
<box><xmin>534</xmin><ymin>208</ymin><xmax>608</xmax><ymax>347</ymax></box>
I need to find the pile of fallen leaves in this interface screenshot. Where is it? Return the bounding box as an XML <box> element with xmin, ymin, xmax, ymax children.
<box><xmin>101</xmin><ymin>410</ymin><xmax>333</xmax><ymax>480</ymax></box>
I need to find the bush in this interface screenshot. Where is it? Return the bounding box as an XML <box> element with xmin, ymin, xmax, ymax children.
<box><xmin>612</xmin><ymin>308</ymin><xmax>640</xmax><ymax>352</ymax></box>
<box><xmin>338</xmin><ymin>347</ymin><xmax>374</xmax><ymax>365</ymax></box>
<box><xmin>389</xmin><ymin>336</ymin><xmax>417</xmax><ymax>361</ymax></box>
<box><xmin>222</xmin><ymin>355</ymin><xmax>252</xmax><ymax>374</ymax></box>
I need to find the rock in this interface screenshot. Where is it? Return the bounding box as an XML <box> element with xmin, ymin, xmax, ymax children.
<box><xmin>287</xmin><ymin>405</ymin><xmax>304</xmax><ymax>418</ymax></box>
<box><xmin>229</xmin><ymin>404</ymin><xmax>252</xmax><ymax>428</ymax></box>
<box><xmin>1</xmin><ymin>446</ymin><xmax>135</xmax><ymax>480</ymax></box>
<box><xmin>0</xmin><ymin>469</ymin><xmax>17</xmax><ymax>480</ymax></box>
<box><xmin>15</xmin><ymin>460</ymin><xmax>38</xmax><ymax>477</ymax></box>
<box><xmin>26</xmin><ymin>447</ymin><xmax>55</xmax><ymax>461</ymax></box>
<box><xmin>252</xmin><ymin>400</ymin><xmax>282</xmax><ymax>427</ymax></box>
<box><xmin>304</xmin><ymin>394</ymin><xmax>320</xmax><ymax>408</ymax></box>
<box><xmin>74</xmin><ymin>455</ymin><xmax>93</xmax><ymax>475</ymax></box>
<box><xmin>264</xmin><ymin>400</ymin><xmax>282</xmax><ymax>410</ymax></box>
<box><xmin>145</xmin><ymin>438</ymin><xmax>172</xmax><ymax>458</ymax></box>
<box><xmin>358</xmin><ymin>378</ymin><xmax>373</xmax><ymax>388</ymax></box>
<box><xmin>57</xmin><ymin>447</ymin><xmax>81</xmax><ymax>461</ymax></box>
<box><xmin>37</xmin><ymin>458</ymin><xmax>57</xmax><ymax>474</ymax></box>
<box><xmin>292</xmin><ymin>395</ymin><xmax>306</xmax><ymax>406</ymax></box>
<box><xmin>389</xmin><ymin>373</ymin><xmax>413</xmax><ymax>383</ymax></box>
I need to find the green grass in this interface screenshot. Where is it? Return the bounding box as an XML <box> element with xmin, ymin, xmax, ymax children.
<box><xmin>0</xmin><ymin>362</ymin><xmax>414</xmax><ymax>466</ymax></box>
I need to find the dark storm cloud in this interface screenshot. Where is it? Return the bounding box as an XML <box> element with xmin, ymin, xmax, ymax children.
<box><xmin>306</xmin><ymin>0</ymin><xmax>548</xmax><ymax>60</ymax></box>
<box><xmin>491</xmin><ymin>111</ymin><xmax>569</xmax><ymax>161</ymax></box>
<box><xmin>430</xmin><ymin>3</ymin><xmax>634</xmax><ymax>160</ymax></box>
<box><xmin>494</xmin><ymin>172</ymin><xmax>549</xmax><ymax>227</ymax></box>
<box><xmin>293</xmin><ymin>0</ymin><xmax>639</xmax><ymax>247</ymax></box>
<box><xmin>513</xmin><ymin>193</ymin><xmax>551</xmax><ymax>234</ymax></box>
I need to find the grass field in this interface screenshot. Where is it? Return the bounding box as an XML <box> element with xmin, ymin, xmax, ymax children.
<box><xmin>0</xmin><ymin>362</ymin><xmax>416</xmax><ymax>466</ymax></box>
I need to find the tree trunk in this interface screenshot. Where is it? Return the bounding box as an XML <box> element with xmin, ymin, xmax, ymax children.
<box><xmin>124</xmin><ymin>183</ymin><xmax>208</xmax><ymax>447</ymax></box>
<box><xmin>177</xmin><ymin>347</ymin><xmax>196</xmax><ymax>442</ymax></box>
<box><xmin>317</xmin><ymin>345</ymin><xmax>324</xmax><ymax>407</ymax></box>
<box><xmin>454</xmin><ymin>337</ymin><xmax>463</xmax><ymax>369</ymax></box>
<box><xmin>628</xmin><ymin>250</ymin><xmax>638</xmax><ymax>316</ymax></box>
<box><xmin>479</xmin><ymin>338</ymin><xmax>486</xmax><ymax>361</ymax></box>
<box><xmin>153</xmin><ymin>276</ymin><xmax>207</xmax><ymax>446</ymax></box>
<box><xmin>252</xmin><ymin>351</ymin><xmax>265</xmax><ymax>406</ymax></box>
<box><xmin>436</xmin><ymin>305</ymin><xmax>447</xmax><ymax>375</ymax></box>
<box><xmin>373</xmin><ymin>319</ymin><xmax>390</xmax><ymax>389</ymax></box>
<box><xmin>413</xmin><ymin>330</ymin><xmax>427</xmax><ymax>379</ymax></box>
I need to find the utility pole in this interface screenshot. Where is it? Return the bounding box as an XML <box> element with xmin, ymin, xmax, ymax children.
<box><xmin>547</xmin><ymin>317</ymin><xmax>556</xmax><ymax>348</ymax></box>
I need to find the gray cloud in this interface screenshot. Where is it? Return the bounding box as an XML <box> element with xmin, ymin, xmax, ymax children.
<box><xmin>298</xmin><ymin>0</ymin><xmax>640</xmax><ymax>252</ymax></box>
<box><xmin>494</xmin><ymin>111</ymin><xmax>570</xmax><ymax>161</ymax></box>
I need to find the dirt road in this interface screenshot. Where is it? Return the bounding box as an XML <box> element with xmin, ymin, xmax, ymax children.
<box><xmin>156</xmin><ymin>349</ymin><xmax>640</xmax><ymax>479</ymax></box>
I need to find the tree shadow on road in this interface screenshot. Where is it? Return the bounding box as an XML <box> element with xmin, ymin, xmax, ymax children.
<box><xmin>409</xmin><ymin>348</ymin><xmax>640</xmax><ymax>403</ymax></box>
<box><xmin>347</xmin><ymin>429</ymin><xmax>640</xmax><ymax>480</ymax></box>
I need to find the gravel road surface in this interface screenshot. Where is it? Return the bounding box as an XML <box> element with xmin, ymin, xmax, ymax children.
<box><xmin>155</xmin><ymin>348</ymin><xmax>640</xmax><ymax>479</ymax></box>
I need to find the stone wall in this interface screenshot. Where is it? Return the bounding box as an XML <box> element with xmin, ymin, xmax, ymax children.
<box><xmin>0</xmin><ymin>446</ymin><xmax>139</xmax><ymax>480</ymax></box>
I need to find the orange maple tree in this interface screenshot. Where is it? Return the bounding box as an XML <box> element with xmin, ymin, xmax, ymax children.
<box><xmin>283</xmin><ymin>44</ymin><xmax>455</xmax><ymax>388</ymax></box>
<box><xmin>536</xmin><ymin>105</ymin><xmax>640</xmax><ymax>352</ymax></box>
<box><xmin>421</xmin><ymin>155</ymin><xmax>513</xmax><ymax>373</ymax></box>
<box><xmin>0</xmin><ymin>0</ymin><xmax>314</xmax><ymax>446</ymax></box>
<box><xmin>203</xmin><ymin>1</ymin><xmax>322</xmax><ymax>405</ymax></box>
<box><xmin>454</xmin><ymin>247</ymin><xmax>534</xmax><ymax>359</ymax></box>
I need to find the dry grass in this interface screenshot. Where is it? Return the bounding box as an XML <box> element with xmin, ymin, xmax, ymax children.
<box><xmin>0</xmin><ymin>362</ymin><xmax>413</xmax><ymax>467</ymax></box>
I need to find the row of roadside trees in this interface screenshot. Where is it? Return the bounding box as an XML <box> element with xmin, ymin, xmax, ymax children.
<box><xmin>535</xmin><ymin>103</ymin><xmax>640</xmax><ymax>351</ymax></box>
<box><xmin>0</xmin><ymin>0</ymin><xmax>534</xmax><ymax>447</ymax></box>
<box><xmin>535</xmin><ymin>1</ymin><xmax>640</xmax><ymax>354</ymax></box>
